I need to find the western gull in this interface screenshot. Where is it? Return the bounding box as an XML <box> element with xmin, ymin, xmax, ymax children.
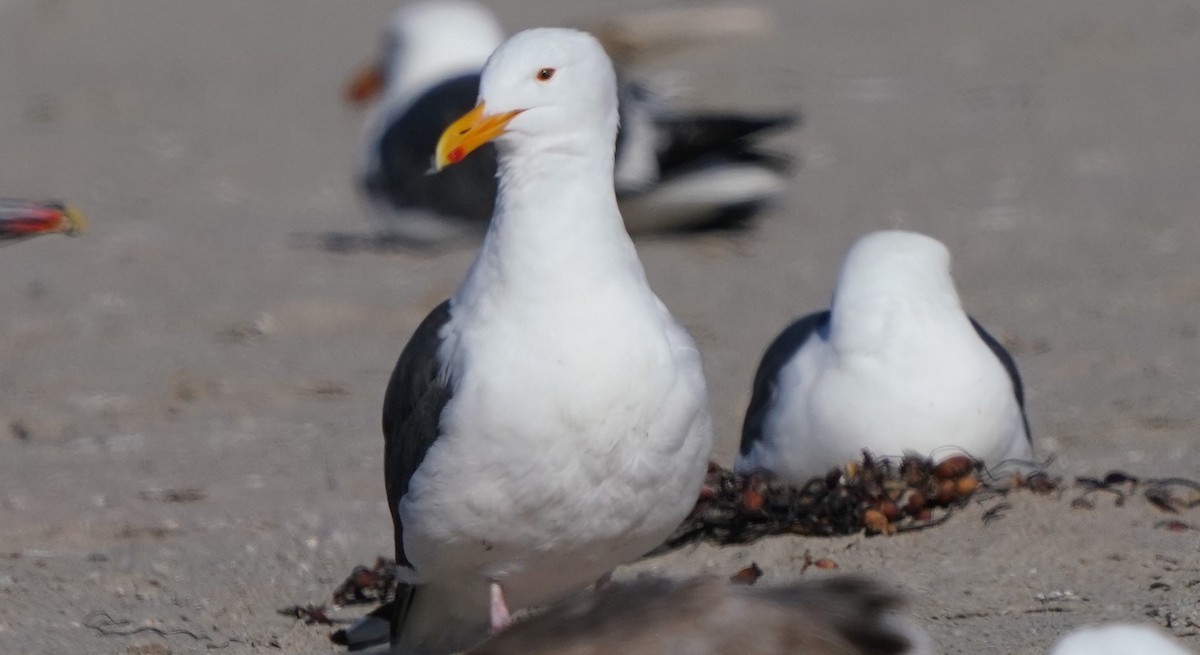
<box><xmin>375</xmin><ymin>27</ymin><xmax>713</xmax><ymax>654</ymax></box>
<box><xmin>0</xmin><ymin>199</ymin><xmax>85</xmax><ymax>243</ymax></box>
<box><xmin>736</xmin><ymin>230</ymin><xmax>1034</xmax><ymax>484</ymax></box>
<box><xmin>1049</xmin><ymin>624</ymin><xmax>1194</xmax><ymax>655</ymax></box>
<box><xmin>346</xmin><ymin>0</ymin><xmax>796</xmax><ymax>245</ymax></box>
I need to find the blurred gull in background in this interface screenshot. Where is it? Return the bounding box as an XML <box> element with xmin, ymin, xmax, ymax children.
<box><xmin>345</xmin><ymin>577</ymin><xmax>933</xmax><ymax>655</ymax></box>
<box><xmin>461</xmin><ymin>576</ymin><xmax>931</xmax><ymax>655</ymax></box>
<box><xmin>344</xmin><ymin>0</ymin><xmax>798</xmax><ymax>246</ymax></box>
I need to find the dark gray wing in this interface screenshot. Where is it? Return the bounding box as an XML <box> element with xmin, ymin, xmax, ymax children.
<box><xmin>652</xmin><ymin>113</ymin><xmax>798</xmax><ymax>175</ymax></box>
<box><xmin>612</xmin><ymin>81</ymin><xmax>798</xmax><ymax>231</ymax></box>
<box><xmin>363</xmin><ymin>74</ymin><xmax>497</xmax><ymax>225</ymax></box>
<box><xmin>382</xmin><ymin>300</ymin><xmax>454</xmax><ymax>568</ymax></box>
<box><xmin>739</xmin><ymin>311</ymin><xmax>831</xmax><ymax>456</ymax></box>
<box><xmin>969</xmin><ymin>317</ymin><xmax>1032</xmax><ymax>444</ymax></box>
<box><xmin>615</xmin><ymin>80</ymin><xmax>799</xmax><ymax>175</ymax></box>
<box><xmin>381</xmin><ymin>303</ymin><xmax>454</xmax><ymax>647</ymax></box>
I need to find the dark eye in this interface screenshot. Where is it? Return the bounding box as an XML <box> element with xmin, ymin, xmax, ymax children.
<box><xmin>535</xmin><ymin>67</ymin><xmax>556</xmax><ymax>82</ymax></box>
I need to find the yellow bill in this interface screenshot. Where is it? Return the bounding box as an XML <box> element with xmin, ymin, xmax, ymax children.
<box><xmin>434</xmin><ymin>102</ymin><xmax>523</xmax><ymax>172</ymax></box>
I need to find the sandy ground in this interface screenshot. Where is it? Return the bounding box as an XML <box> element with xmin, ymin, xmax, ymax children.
<box><xmin>1</xmin><ymin>0</ymin><xmax>1199</xmax><ymax>653</ymax></box>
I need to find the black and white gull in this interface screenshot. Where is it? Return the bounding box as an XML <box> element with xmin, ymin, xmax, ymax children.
<box><xmin>736</xmin><ymin>230</ymin><xmax>1034</xmax><ymax>483</ymax></box>
<box><xmin>376</xmin><ymin>27</ymin><xmax>713</xmax><ymax>654</ymax></box>
<box><xmin>346</xmin><ymin>0</ymin><xmax>796</xmax><ymax>245</ymax></box>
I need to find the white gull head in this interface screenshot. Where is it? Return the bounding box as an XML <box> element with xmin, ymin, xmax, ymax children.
<box><xmin>380</xmin><ymin>0</ymin><xmax>504</xmax><ymax>105</ymax></box>
<box><xmin>435</xmin><ymin>29</ymin><xmax>620</xmax><ymax>172</ymax></box>
<box><xmin>480</xmin><ymin>29</ymin><xmax>619</xmax><ymax>150</ymax></box>
<box><xmin>829</xmin><ymin>230</ymin><xmax>963</xmax><ymax>351</ymax></box>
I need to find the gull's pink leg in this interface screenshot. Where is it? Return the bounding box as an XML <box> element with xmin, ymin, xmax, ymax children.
<box><xmin>489</xmin><ymin>582</ymin><xmax>512</xmax><ymax>634</ymax></box>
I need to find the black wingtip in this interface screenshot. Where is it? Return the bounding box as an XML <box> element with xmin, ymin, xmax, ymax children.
<box><xmin>653</xmin><ymin>110</ymin><xmax>802</xmax><ymax>175</ymax></box>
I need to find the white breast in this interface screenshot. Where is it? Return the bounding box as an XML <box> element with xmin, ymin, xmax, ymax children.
<box><xmin>750</xmin><ymin>312</ymin><xmax>1029</xmax><ymax>482</ymax></box>
<box><xmin>399</xmin><ymin>279</ymin><xmax>711</xmax><ymax>609</ymax></box>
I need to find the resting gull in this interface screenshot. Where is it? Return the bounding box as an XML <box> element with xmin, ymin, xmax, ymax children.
<box><xmin>736</xmin><ymin>230</ymin><xmax>1034</xmax><ymax>483</ymax></box>
<box><xmin>346</xmin><ymin>0</ymin><xmax>796</xmax><ymax>245</ymax></box>
<box><xmin>374</xmin><ymin>27</ymin><xmax>713</xmax><ymax>654</ymax></box>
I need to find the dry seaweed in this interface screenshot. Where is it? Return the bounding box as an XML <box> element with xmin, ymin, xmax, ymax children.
<box><xmin>331</xmin><ymin>557</ymin><xmax>399</xmax><ymax>606</ymax></box>
<box><xmin>652</xmin><ymin>451</ymin><xmax>995</xmax><ymax>553</ymax></box>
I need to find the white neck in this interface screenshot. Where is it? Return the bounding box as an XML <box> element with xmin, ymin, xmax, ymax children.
<box><xmin>453</xmin><ymin>132</ymin><xmax>644</xmax><ymax>311</ymax></box>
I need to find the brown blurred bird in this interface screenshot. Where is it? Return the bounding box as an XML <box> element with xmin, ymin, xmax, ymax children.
<box><xmin>0</xmin><ymin>199</ymin><xmax>85</xmax><ymax>243</ymax></box>
<box><xmin>463</xmin><ymin>576</ymin><xmax>927</xmax><ymax>655</ymax></box>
